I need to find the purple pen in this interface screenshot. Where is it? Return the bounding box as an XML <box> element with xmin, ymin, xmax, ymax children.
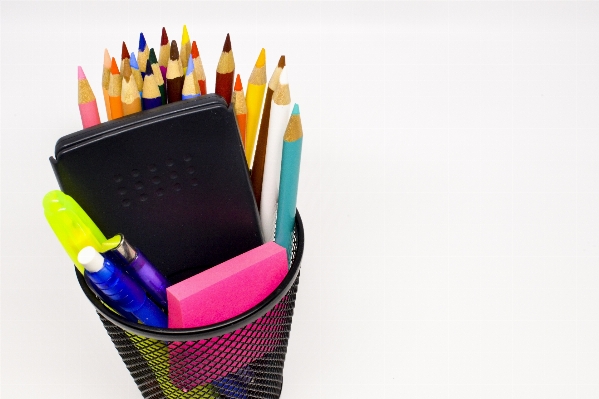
<box><xmin>78</xmin><ymin>246</ymin><xmax>167</xmax><ymax>328</ymax></box>
<box><xmin>102</xmin><ymin>235</ymin><xmax>169</xmax><ymax>311</ymax></box>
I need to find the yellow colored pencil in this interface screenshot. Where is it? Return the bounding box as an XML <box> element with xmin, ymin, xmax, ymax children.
<box><xmin>245</xmin><ymin>48</ymin><xmax>267</xmax><ymax>166</ymax></box>
<box><xmin>180</xmin><ymin>24</ymin><xmax>191</xmax><ymax>76</ymax></box>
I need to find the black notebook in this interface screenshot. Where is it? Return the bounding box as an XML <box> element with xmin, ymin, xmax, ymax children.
<box><xmin>51</xmin><ymin>94</ymin><xmax>264</xmax><ymax>282</ymax></box>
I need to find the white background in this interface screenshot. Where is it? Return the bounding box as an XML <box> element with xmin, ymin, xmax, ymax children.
<box><xmin>2</xmin><ymin>1</ymin><xmax>599</xmax><ymax>398</ymax></box>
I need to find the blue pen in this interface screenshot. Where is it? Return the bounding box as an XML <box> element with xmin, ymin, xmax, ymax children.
<box><xmin>78</xmin><ymin>246</ymin><xmax>167</xmax><ymax>328</ymax></box>
<box><xmin>84</xmin><ymin>272</ymin><xmax>138</xmax><ymax>323</ymax></box>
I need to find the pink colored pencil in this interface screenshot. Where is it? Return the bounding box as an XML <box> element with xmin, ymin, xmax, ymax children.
<box><xmin>78</xmin><ymin>66</ymin><xmax>101</xmax><ymax>128</ymax></box>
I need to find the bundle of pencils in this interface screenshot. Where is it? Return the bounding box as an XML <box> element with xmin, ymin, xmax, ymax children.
<box><xmin>76</xmin><ymin>26</ymin><xmax>304</xmax><ymax>256</ymax></box>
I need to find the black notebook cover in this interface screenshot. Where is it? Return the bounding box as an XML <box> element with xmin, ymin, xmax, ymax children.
<box><xmin>51</xmin><ymin>95</ymin><xmax>263</xmax><ymax>281</ymax></box>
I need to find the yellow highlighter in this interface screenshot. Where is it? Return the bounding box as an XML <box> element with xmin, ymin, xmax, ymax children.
<box><xmin>43</xmin><ymin>190</ymin><xmax>107</xmax><ymax>274</ymax></box>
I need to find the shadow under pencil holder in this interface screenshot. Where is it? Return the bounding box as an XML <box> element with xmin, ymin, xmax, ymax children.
<box><xmin>76</xmin><ymin>212</ymin><xmax>304</xmax><ymax>399</ymax></box>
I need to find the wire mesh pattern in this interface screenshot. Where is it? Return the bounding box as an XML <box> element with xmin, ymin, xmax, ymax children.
<box><xmin>96</xmin><ymin>225</ymin><xmax>302</xmax><ymax>399</ymax></box>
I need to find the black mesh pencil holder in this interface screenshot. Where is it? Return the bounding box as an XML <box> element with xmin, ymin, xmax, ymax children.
<box><xmin>77</xmin><ymin>212</ymin><xmax>304</xmax><ymax>399</ymax></box>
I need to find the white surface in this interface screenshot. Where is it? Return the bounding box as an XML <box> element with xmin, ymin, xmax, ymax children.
<box><xmin>2</xmin><ymin>1</ymin><xmax>599</xmax><ymax>398</ymax></box>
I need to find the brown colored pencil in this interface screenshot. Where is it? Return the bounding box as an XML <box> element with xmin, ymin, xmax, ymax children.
<box><xmin>215</xmin><ymin>33</ymin><xmax>235</xmax><ymax>105</ymax></box>
<box><xmin>166</xmin><ymin>40</ymin><xmax>183</xmax><ymax>103</ymax></box>
<box><xmin>250</xmin><ymin>55</ymin><xmax>285</xmax><ymax>207</ymax></box>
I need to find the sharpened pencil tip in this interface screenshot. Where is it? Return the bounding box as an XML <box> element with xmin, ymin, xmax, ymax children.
<box><xmin>161</xmin><ymin>27</ymin><xmax>168</xmax><ymax>46</ymax></box>
<box><xmin>103</xmin><ymin>49</ymin><xmax>111</xmax><ymax>68</ymax></box>
<box><xmin>149</xmin><ymin>48</ymin><xmax>158</xmax><ymax>64</ymax></box>
<box><xmin>292</xmin><ymin>103</ymin><xmax>300</xmax><ymax>115</ymax></box>
<box><xmin>186</xmin><ymin>55</ymin><xmax>194</xmax><ymax>76</ymax></box>
<box><xmin>279</xmin><ymin>67</ymin><xmax>288</xmax><ymax>85</ymax></box>
<box><xmin>110</xmin><ymin>57</ymin><xmax>119</xmax><ymax>75</ymax></box>
<box><xmin>278</xmin><ymin>55</ymin><xmax>285</xmax><ymax>68</ymax></box>
<box><xmin>77</xmin><ymin>66</ymin><xmax>86</xmax><ymax>80</ymax></box>
<box><xmin>145</xmin><ymin>59</ymin><xmax>153</xmax><ymax>76</ymax></box>
<box><xmin>191</xmin><ymin>41</ymin><xmax>199</xmax><ymax>58</ymax></box>
<box><xmin>121</xmin><ymin>42</ymin><xmax>130</xmax><ymax>60</ymax></box>
<box><xmin>235</xmin><ymin>74</ymin><xmax>243</xmax><ymax>91</ymax></box>
<box><xmin>139</xmin><ymin>32</ymin><xmax>147</xmax><ymax>51</ymax></box>
<box><xmin>130</xmin><ymin>52</ymin><xmax>139</xmax><ymax>69</ymax></box>
<box><xmin>182</xmin><ymin>25</ymin><xmax>190</xmax><ymax>44</ymax></box>
<box><xmin>222</xmin><ymin>33</ymin><xmax>232</xmax><ymax>52</ymax></box>
<box><xmin>256</xmin><ymin>48</ymin><xmax>266</xmax><ymax>68</ymax></box>
<box><xmin>170</xmin><ymin>40</ymin><xmax>179</xmax><ymax>60</ymax></box>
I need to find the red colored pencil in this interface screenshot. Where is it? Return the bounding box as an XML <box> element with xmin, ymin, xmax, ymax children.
<box><xmin>215</xmin><ymin>33</ymin><xmax>235</xmax><ymax>105</ymax></box>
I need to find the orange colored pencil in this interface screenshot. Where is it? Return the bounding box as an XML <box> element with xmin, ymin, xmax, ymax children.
<box><xmin>232</xmin><ymin>74</ymin><xmax>247</xmax><ymax>147</ymax></box>
<box><xmin>108</xmin><ymin>57</ymin><xmax>123</xmax><ymax>119</ymax></box>
<box><xmin>215</xmin><ymin>33</ymin><xmax>235</xmax><ymax>105</ymax></box>
<box><xmin>191</xmin><ymin>41</ymin><xmax>207</xmax><ymax>95</ymax></box>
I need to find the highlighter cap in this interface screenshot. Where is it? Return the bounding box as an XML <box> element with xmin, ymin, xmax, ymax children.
<box><xmin>78</xmin><ymin>246</ymin><xmax>105</xmax><ymax>273</ymax></box>
<box><xmin>43</xmin><ymin>190</ymin><xmax>107</xmax><ymax>273</ymax></box>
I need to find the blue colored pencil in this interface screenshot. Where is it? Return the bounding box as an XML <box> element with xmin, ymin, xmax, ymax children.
<box><xmin>129</xmin><ymin>52</ymin><xmax>143</xmax><ymax>101</ymax></box>
<box><xmin>138</xmin><ymin>32</ymin><xmax>149</xmax><ymax>79</ymax></box>
<box><xmin>182</xmin><ymin>55</ymin><xmax>199</xmax><ymax>100</ymax></box>
<box><xmin>274</xmin><ymin>103</ymin><xmax>303</xmax><ymax>261</ymax></box>
<box><xmin>142</xmin><ymin>59</ymin><xmax>162</xmax><ymax>110</ymax></box>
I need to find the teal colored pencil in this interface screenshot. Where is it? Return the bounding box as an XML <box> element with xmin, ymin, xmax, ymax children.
<box><xmin>274</xmin><ymin>103</ymin><xmax>303</xmax><ymax>261</ymax></box>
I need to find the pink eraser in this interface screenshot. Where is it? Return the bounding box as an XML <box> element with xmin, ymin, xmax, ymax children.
<box><xmin>167</xmin><ymin>242</ymin><xmax>288</xmax><ymax>328</ymax></box>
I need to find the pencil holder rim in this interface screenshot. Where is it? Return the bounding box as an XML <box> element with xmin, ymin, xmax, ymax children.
<box><xmin>76</xmin><ymin>209</ymin><xmax>304</xmax><ymax>341</ymax></box>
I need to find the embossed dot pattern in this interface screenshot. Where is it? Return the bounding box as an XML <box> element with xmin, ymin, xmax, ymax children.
<box><xmin>116</xmin><ymin>156</ymin><xmax>200</xmax><ymax>206</ymax></box>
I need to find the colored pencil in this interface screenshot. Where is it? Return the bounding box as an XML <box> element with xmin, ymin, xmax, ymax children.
<box><xmin>121</xmin><ymin>60</ymin><xmax>142</xmax><ymax>116</ymax></box>
<box><xmin>78</xmin><ymin>66</ymin><xmax>101</xmax><ymax>128</ymax></box>
<box><xmin>120</xmin><ymin>41</ymin><xmax>130</xmax><ymax>78</ymax></box>
<box><xmin>260</xmin><ymin>67</ymin><xmax>292</xmax><ymax>240</ymax></box>
<box><xmin>182</xmin><ymin>56</ymin><xmax>199</xmax><ymax>100</ymax></box>
<box><xmin>215</xmin><ymin>33</ymin><xmax>235</xmax><ymax>105</ymax></box>
<box><xmin>232</xmin><ymin>74</ymin><xmax>247</xmax><ymax>147</ymax></box>
<box><xmin>191</xmin><ymin>41</ymin><xmax>207</xmax><ymax>95</ymax></box>
<box><xmin>149</xmin><ymin>48</ymin><xmax>166</xmax><ymax>104</ymax></box>
<box><xmin>166</xmin><ymin>40</ymin><xmax>183</xmax><ymax>103</ymax></box>
<box><xmin>244</xmin><ymin>48</ymin><xmax>267</xmax><ymax>166</ymax></box>
<box><xmin>274</xmin><ymin>103</ymin><xmax>303</xmax><ymax>258</ymax></box>
<box><xmin>129</xmin><ymin>52</ymin><xmax>144</xmax><ymax>99</ymax></box>
<box><xmin>138</xmin><ymin>32</ymin><xmax>150</xmax><ymax>79</ymax></box>
<box><xmin>102</xmin><ymin>49</ymin><xmax>112</xmax><ymax>120</ymax></box>
<box><xmin>158</xmin><ymin>27</ymin><xmax>170</xmax><ymax>84</ymax></box>
<box><xmin>108</xmin><ymin>57</ymin><xmax>124</xmax><ymax>119</ymax></box>
<box><xmin>251</xmin><ymin>56</ymin><xmax>285</xmax><ymax>207</ymax></box>
<box><xmin>142</xmin><ymin>59</ymin><xmax>162</xmax><ymax>111</ymax></box>
<box><xmin>180</xmin><ymin>25</ymin><xmax>191</xmax><ymax>76</ymax></box>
